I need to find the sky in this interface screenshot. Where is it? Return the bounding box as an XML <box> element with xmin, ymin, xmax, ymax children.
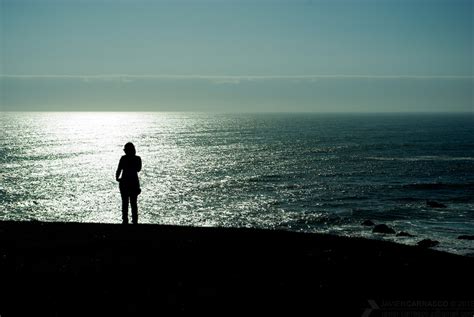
<box><xmin>0</xmin><ymin>0</ymin><xmax>472</xmax><ymax>112</ymax></box>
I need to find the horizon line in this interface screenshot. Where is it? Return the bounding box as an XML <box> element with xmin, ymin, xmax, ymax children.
<box><xmin>1</xmin><ymin>110</ymin><xmax>473</xmax><ymax>113</ymax></box>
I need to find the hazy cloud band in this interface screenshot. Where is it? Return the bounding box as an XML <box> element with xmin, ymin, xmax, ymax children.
<box><xmin>1</xmin><ymin>74</ymin><xmax>473</xmax><ymax>80</ymax></box>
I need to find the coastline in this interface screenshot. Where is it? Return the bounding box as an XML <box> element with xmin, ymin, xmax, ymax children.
<box><xmin>1</xmin><ymin>220</ymin><xmax>472</xmax><ymax>315</ymax></box>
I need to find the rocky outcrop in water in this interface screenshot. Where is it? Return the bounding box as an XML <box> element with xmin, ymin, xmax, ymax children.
<box><xmin>372</xmin><ymin>224</ymin><xmax>396</xmax><ymax>234</ymax></box>
<box><xmin>457</xmin><ymin>235</ymin><xmax>474</xmax><ymax>240</ymax></box>
<box><xmin>417</xmin><ymin>239</ymin><xmax>439</xmax><ymax>248</ymax></box>
<box><xmin>426</xmin><ymin>201</ymin><xmax>447</xmax><ymax>208</ymax></box>
<box><xmin>361</xmin><ymin>220</ymin><xmax>375</xmax><ymax>226</ymax></box>
<box><xmin>396</xmin><ymin>231</ymin><xmax>415</xmax><ymax>237</ymax></box>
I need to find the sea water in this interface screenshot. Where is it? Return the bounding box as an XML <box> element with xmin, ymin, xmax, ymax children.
<box><xmin>1</xmin><ymin>112</ymin><xmax>473</xmax><ymax>254</ymax></box>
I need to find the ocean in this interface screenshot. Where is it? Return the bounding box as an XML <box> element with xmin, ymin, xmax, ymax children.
<box><xmin>1</xmin><ymin>112</ymin><xmax>473</xmax><ymax>254</ymax></box>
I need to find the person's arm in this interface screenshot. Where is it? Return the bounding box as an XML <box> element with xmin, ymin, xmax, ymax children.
<box><xmin>137</xmin><ymin>156</ymin><xmax>142</xmax><ymax>173</ymax></box>
<box><xmin>116</xmin><ymin>158</ymin><xmax>123</xmax><ymax>181</ymax></box>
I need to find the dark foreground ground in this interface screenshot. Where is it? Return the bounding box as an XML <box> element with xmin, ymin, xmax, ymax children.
<box><xmin>0</xmin><ymin>221</ymin><xmax>473</xmax><ymax>316</ymax></box>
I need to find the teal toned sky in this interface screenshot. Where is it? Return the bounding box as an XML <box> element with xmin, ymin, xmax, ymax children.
<box><xmin>1</xmin><ymin>0</ymin><xmax>472</xmax><ymax>111</ymax></box>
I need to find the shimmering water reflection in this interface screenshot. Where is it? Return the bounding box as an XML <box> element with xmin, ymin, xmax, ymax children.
<box><xmin>1</xmin><ymin>112</ymin><xmax>473</xmax><ymax>254</ymax></box>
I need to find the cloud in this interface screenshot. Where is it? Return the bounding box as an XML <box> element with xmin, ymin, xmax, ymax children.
<box><xmin>1</xmin><ymin>74</ymin><xmax>473</xmax><ymax>82</ymax></box>
<box><xmin>211</xmin><ymin>78</ymin><xmax>242</xmax><ymax>85</ymax></box>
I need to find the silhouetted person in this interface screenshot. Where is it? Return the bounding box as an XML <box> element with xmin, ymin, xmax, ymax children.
<box><xmin>116</xmin><ymin>142</ymin><xmax>142</xmax><ymax>224</ymax></box>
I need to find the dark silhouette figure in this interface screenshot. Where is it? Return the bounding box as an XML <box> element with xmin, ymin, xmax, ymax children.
<box><xmin>116</xmin><ymin>142</ymin><xmax>142</xmax><ymax>224</ymax></box>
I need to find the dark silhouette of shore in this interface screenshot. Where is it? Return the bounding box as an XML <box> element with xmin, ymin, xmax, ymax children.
<box><xmin>0</xmin><ymin>221</ymin><xmax>472</xmax><ymax>316</ymax></box>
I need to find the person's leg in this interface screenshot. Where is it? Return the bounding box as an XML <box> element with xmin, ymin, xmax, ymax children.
<box><xmin>130</xmin><ymin>194</ymin><xmax>138</xmax><ymax>224</ymax></box>
<box><xmin>121</xmin><ymin>192</ymin><xmax>129</xmax><ymax>224</ymax></box>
